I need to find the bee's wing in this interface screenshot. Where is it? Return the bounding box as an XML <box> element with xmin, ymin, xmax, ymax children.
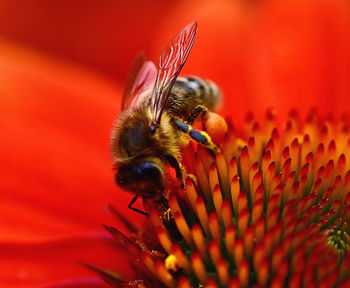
<box><xmin>121</xmin><ymin>53</ymin><xmax>157</xmax><ymax>110</ymax></box>
<box><xmin>150</xmin><ymin>22</ymin><xmax>198</xmax><ymax>129</ymax></box>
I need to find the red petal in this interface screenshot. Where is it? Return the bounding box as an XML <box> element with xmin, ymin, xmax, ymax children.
<box><xmin>0</xmin><ymin>234</ymin><xmax>133</xmax><ymax>288</ymax></box>
<box><xmin>0</xmin><ymin>0</ymin><xmax>178</xmax><ymax>81</ymax></box>
<box><xmin>43</xmin><ymin>278</ymin><xmax>108</xmax><ymax>288</ymax></box>
<box><xmin>154</xmin><ymin>0</ymin><xmax>350</xmax><ymax>121</ymax></box>
<box><xmin>0</xmin><ymin>39</ymin><xmax>144</xmax><ymax>242</ymax></box>
<box><xmin>245</xmin><ymin>0</ymin><xmax>350</xmax><ymax>120</ymax></box>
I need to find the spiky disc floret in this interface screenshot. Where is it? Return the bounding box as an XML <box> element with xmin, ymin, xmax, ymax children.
<box><xmin>93</xmin><ymin>109</ymin><xmax>350</xmax><ymax>288</ymax></box>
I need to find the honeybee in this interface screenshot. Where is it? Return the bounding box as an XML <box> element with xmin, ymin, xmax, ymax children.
<box><xmin>111</xmin><ymin>22</ymin><xmax>221</xmax><ymax>216</ymax></box>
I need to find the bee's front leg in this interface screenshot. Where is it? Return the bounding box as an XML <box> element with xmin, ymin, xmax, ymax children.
<box><xmin>162</xmin><ymin>153</ymin><xmax>186</xmax><ymax>189</ymax></box>
<box><xmin>171</xmin><ymin>118</ymin><xmax>221</xmax><ymax>153</ymax></box>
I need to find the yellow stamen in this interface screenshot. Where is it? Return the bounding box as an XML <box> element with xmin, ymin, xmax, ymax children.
<box><xmin>251</xmin><ymin>170</ymin><xmax>262</xmax><ymax>204</ymax></box>
<box><xmin>222</xmin><ymin>199</ymin><xmax>233</xmax><ymax>229</ymax></box>
<box><xmin>238</xmin><ymin>260</ymin><xmax>249</xmax><ymax>287</ymax></box>
<box><xmin>208</xmin><ymin>212</ymin><xmax>221</xmax><ymax>242</ymax></box>
<box><xmin>262</xmin><ymin>150</ymin><xmax>272</xmax><ymax>185</ymax></box>
<box><xmin>172</xmin><ymin>244</ymin><xmax>191</xmax><ymax>274</ymax></box>
<box><xmin>209</xmin><ymin>239</ymin><xmax>221</xmax><ymax>266</ymax></box>
<box><xmin>263</xmin><ymin>231</ymin><xmax>274</xmax><ymax>256</ymax></box>
<box><xmin>233</xmin><ymin>239</ymin><xmax>244</xmax><ymax>266</ymax></box>
<box><xmin>212</xmin><ymin>184</ymin><xmax>223</xmax><ymax>223</ymax></box>
<box><xmin>257</xmin><ymin>258</ymin><xmax>269</xmax><ymax>286</ymax></box>
<box><xmin>249</xmin><ymin>162</ymin><xmax>259</xmax><ymax>200</ymax></box>
<box><xmin>253</xmin><ymin>243</ymin><xmax>264</xmax><ymax>271</ymax></box>
<box><xmin>230</xmin><ymin>175</ymin><xmax>240</xmax><ymax>213</ymax></box>
<box><xmin>155</xmin><ymin>261</ymin><xmax>176</xmax><ymax>288</ymax></box>
<box><xmin>237</xmin><ymin>190</ymin><xmax>247</xmax><ymax>214</ymax></box>
<box><xmin>240</xmin><ymin>146</ymin><xmax>250</xmax><ymax>190</ymax></box>
<box><xmin>267</xmin><ymin>194</ymin><xmax>280</xmax><ymax>218</ymax></box>
<box><xmin>209</xmin><ymin>163</ymin><xmax>219</xmax><ymax>194</ymax></box>
<box><xmin>216</xmin><ymin>152</ymin><xmax>230</xmax><ymax>196</ymax></box>
<box><xmin>271</xmin><ymin>246</ymin><xmax>284</xmax><ymax>273</ymax></box>
<box><xmin>254</xmin><ymin>217</ymin><xmax>265</xmax><ymax>243</ymax></box>
<box><xmin>198</xmin><ymin>145</ymin><xmax>214</xmax><ymax>173</ymax></box>
<box><xmin>238</xmin><ymin>208</ymin><xmax>249</xmax><ymax>236</ymax></box>
<box><xmin>255</xmin><ymin>184</ymin><xmax>264</xmax><ymax>202</ymax></box>
<box><xmin>301</xmin><ymin>134</ymin><xmax>312</xmax><ymax>165</ymax></box>
<box><xmin>184</xmin><ymin>177</ymin><xmax>198</xmax><ymax>215</ymax></box>
<box><xmin>157</xmin><ymin>229</ymin><xmax>172</xmax><ymax>254</ymax></box>
<box><xmin>266</xmin><ymin>162</ymin><xmax>276</xmax><ymax>197</ymax></box>
<box><xmin>228</xmin><ymin>157</ymin><xmax>238</xmax><ymax>184</ymax></box>
<box><xmin>177</xmin><ymin>277</ymin><xmax>192</xmax><ymax>288</ymax></box>
<box><xmin>165</xmin><ymin>254</ymin><xmax>178</xmax><ymax>272</ymax></box>
<box><xmin>192</xmin><ymin>224</ymin><xmax>207</xmax><ymax>259</ymax></box>
<box><xmin>336</xmin><ymin>153</ymin><xmax>346</xmax><ymax>175</ymax></box>
<box><xmin>194</xmin><ymin>152</ymin><xmax>211</xmax><ymax>203</ymax></box>
<box><xmin>174</xmin><ymin>212</ymin><xmax>193</xmax><ymax>246</ymax></box>
<box><xmin>244</xmin><ymin>226</ymin><xmax>254</xmax><ymax>257</ymax></box>
<box><xmin>267</xmin><ymin>209</ymin><xmax>279</xmax><ymax>230</ymax></box>
<box><xmin>270</xmin><ymin>173</ymin><xmax>282</xmax><ymax>196</ymax></box>
<box><xmin>168</xmin><ymin>195</ymin><xmax>181</xmax><ymax>216</ymax></box>
<box><xmin>281</xmin><ymin>158</ymin><xmax>291</xmax><ymax>182</ymax></box>
<box><xmin>196</xmin><ymin>197</ymin><xmax>210</xmax><ymax>236</ymax></box>
<box><xmin>217</xmin><ymin>258</ymin><xmax>229</xmax><ymax>286</ymax></box>
<box><xmin>228</xmin><ymin>277</ymin><xmax>239</xmax><ymax>288</ymax></box>
<box><xmin>141</xmin><ymin>252</ymin><xmax>156</xmax><ymax>275</ymax></box>
<box><xmin>284</xmin><ymin>171</ymin><xmax>296</xmax><ymax>203</ymax></box>
<box><xmin>205</xmin><ymin>278</ymin><xmax>218</xmax><ymax>288</ymax></box>
<box><xmin>248</xmin><ymin>137</ymin><xmax>258</xmax><ymax>164</ymax></box>
<box><xmin>290</xmin><ymin>137</ymin><xmax>300</xmax><ymax>172</ymax></box>
<box><xmin>191</xmin><ymin>251</ymin><xmax>207</xmax><ymax>284</ymax></box>
<box><xmin>224</xmin><ymin>225</ymin><xmax>235</xmax><ymax>258</ymax></box>
<box><xmin>252</xmin><ymin>198</ymin><xmax>263</xmax><ymax>224</ymax></box>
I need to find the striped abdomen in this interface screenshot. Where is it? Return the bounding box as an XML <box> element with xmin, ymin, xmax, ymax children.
<box><xmin>166</xmin><ymin>76</ymin><xmax>221</xmax><ymax>119</ymax></box>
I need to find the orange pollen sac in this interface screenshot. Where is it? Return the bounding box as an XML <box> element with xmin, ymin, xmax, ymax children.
<box><xmin>204</xmin><ymin>111</ymin><xmax>228</xmax><ymax>144</ymax></box>
<box><xmin>99</xmin><ymin>109</ymin><xmax>350</xmax><ymax>288</ymax></box>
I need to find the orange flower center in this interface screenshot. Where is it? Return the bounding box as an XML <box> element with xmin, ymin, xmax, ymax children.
<box><xmin>97</xmin><ymin>109</ymin><xmax>350</xmax><ymax>288</ymax></box>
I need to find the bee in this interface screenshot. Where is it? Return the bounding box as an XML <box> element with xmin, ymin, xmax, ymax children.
<box><xmin>111</xmin><ymin>22</ymin><xmax>221</xmax><ymax>216</ymax></box>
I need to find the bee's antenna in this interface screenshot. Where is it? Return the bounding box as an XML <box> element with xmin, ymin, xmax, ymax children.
<box><xmin>128</xmin><ymin>195</ymin><xmax>149</xmax><ymax>217</ymax></box>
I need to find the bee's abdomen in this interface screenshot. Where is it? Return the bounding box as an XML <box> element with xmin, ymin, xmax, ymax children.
<box><xmin>167</xmin><ymin>76</ymin><xmax>221</xmax><ymax>118</ymax></box>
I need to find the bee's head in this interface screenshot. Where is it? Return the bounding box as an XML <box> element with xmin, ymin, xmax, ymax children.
<box><xmin>111</xmin><ymin>110</ymin><xmax>165</xmax><ymax>196</ymax></box>
<box><xmin>115</xmin><ymin>159</ymin><xmax>164</xmax><ymax>197</ymax></box>
<box><xmin>111</xmin><ymin>109</ymin><xmax>155</xmax><ymax>159</ymax></box>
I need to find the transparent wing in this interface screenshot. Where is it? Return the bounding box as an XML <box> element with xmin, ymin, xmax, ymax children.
<box><xmin>121</xmin><ymin>53</ymin><xmax>157</xmax><ymax>110</ymax></box>
<box><xmin>150</xmin><ymin>22</ymin><xmax>198</xmax><ymax>130</ymax></box>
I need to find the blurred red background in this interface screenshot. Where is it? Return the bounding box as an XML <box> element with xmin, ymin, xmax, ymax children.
<box><xmin>0</xmin><ymin>0</ymin><xmax>349</xmax><ymax>287</ymax></box>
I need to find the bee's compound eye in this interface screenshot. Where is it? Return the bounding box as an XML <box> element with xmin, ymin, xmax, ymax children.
<box><xmin>115</xmin><ymin>162</ymin><xmax>161</xmax><ymax>186</ymax></box>
<box><xmin>139</xmin><ymin>162</ymin><xmax>161</xmax><ymax>180</ymax></box>
<box><xmin>116</xmin><ymin>166</ymin><xmax>130</xmax><ymax>185</ymax></box>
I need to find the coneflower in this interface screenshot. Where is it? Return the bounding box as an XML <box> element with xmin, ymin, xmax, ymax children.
<box><xmin>88</xmin><ymin>109</ymin><xmax>350</xmax><ymax>287</ymax></box>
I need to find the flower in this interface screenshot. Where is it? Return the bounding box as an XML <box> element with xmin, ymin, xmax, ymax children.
<box><xmin>91</xmin><ymin>109</ymin><xmax>350</xmax><ymax>287</ymax></box>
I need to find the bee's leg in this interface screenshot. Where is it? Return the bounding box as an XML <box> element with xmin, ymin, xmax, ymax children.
<box><xmin>162</xmin><ymin>153</ymin><xmax>185</xmax><ymax>189</ymax></box>
<box><xmin>172</xmin><ymin>118</ymin><xmax>221</xmax><ymax>153</ymax></box>
<box><xmin>164</xmin><ymin>208</ymin><xmax>172</xmax><ymax>221</ymax></box>
<box><xmin>128</xmin><ymin>195</ymin><xmax>149</xmax><ymax>217</ymax></box>
<box><xmin>186</xmin><ymin>105</ymin><xmax>208</xmax><ymax>125</ymax></box>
